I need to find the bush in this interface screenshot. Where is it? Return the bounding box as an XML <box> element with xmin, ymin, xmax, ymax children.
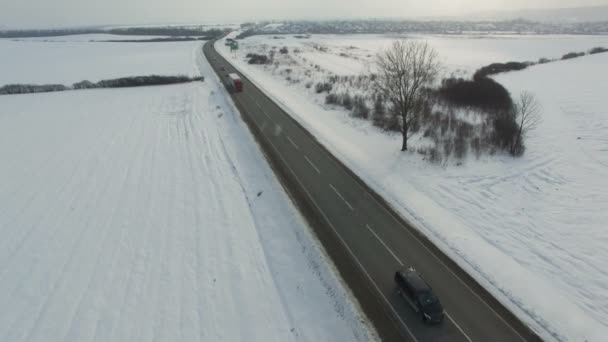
<box><xmin>279</xmin><ymin>47</ymin><xmax>289</xmax><ymax>54</ymax></box>
<box><xmin>1</xmin><ymin>75</ymin><xmax>202</xmax><ymax>95</ymax></box>
<box><xmin>341</xmin><ymin>93</ymin><xmax>353</xmax><ymax>110</ymax></box>
<box><xmin>438</xmin><ymin>77</ymin><xmax>513</xmax><ymax>111</ymax></box>
<box><xmin>0</xmin><ymin>83</ymin><xmax>67</xmax><ymax>95</ymax></box>
<box><xmin>561</xmin><ymin>51</ymin><xmax>585</xmax><ymax>60</ymax></box>
<box><xmin>248</xmin><ymin>54</ymin><xmax>269</xmax><ymax>64</ymax></box>
<box><xmin>372</xmin><ymin>95</ymin><xmax>386</xmax><ymax>128</ymax></box>
<box><xmin>95</xmin><ymin>75</ymin><xmax>193</xmax><ymax>88</ymax></box>
<box><xmin>589</xmin><ymin>47</ymin><xmax>608</xmax><ymax>54</ymax></box>
<box><xmin>471</xmin><ymin>137</ymin><xmax>482</xmax><ymax>159</ymax></box>
<box><xmin>325</xmin><ymin>93</ymin><xmax>339</xmax><ymax>105</ymax></box>
<box><xmin>454</xmin><ymin>134</ymin><xmax>468</xmax><ymax>159</ymax></box>
<box><xmin>428</xmin><ymin>147</ymin><xmax>441</xmax><ymax>164</ymax></box>
<box><xmin>538</xmin><ymin>57</ymin><xmax>551</xmax><ymax>64</ymax></box>
<box><xmin>73</xmin><ymin>80</ymin><xmax>96</xmax><ymax>89</ymax></box>
<box><xmin>491</xmin><ymin>110</ymin><xmax>518</xmax><ymax>151</ymax></box>
<box><xmin>315</xmin><ymin>82</ymin><xmax>333</xmax><ymax>94</ymax></box>
<box><xmin>473</xmin><ymin>61</ymin><xmax>528</xmax><ymax>80</ymax></box>
<box><xmin>352</xmin><ymin>95</ymin><xmax>370</xmax><ymax>119</ymax></box>
<box><xmin>384</xmin><ymin>106</ymin><xmax>401</xmax><ymax>132</ymax></box>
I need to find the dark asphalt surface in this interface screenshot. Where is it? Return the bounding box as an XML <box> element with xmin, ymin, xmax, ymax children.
<box><xmin>203</xmin><ymin>41</ymin><xmax>544</xmax><ymax>342</ymax></box>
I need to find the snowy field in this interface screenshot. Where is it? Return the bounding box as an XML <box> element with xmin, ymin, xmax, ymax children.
<box><xmin>0</xmin><ymin>39</ymin><xmax>374</xmax><ymax>342</ymax></box>
<box><xmin>217</xmin><ymin>33</ymin><xmax>608</xmax><ymax>341</ymax></box>
<box><xmin>0</xmin><ymin>35</ymin><xmax>203</xmax><ymax>85</ymax></box>
<box><xmin>233</xmin><ymin>33</ymin><xmax>608</xmax><ymax>78</ymax></box>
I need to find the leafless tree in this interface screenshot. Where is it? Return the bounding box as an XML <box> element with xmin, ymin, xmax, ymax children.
<box><xmin>373</xmin><ymin>40</ymin><xmax>440</xmax><ymax>151</ymax></box>
<box><xmin>511</xmin><ymin>91</ymin><xmax>541</xmax><ymax>155</ymax></box>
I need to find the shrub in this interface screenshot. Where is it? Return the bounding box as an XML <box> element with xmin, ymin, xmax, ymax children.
<box><xmin>372</xmin><ymin>95</ymin><xmax>386</xmax><ymax>128</ymax></box>
<box><xmin>471</xmin><ymin>137</ymin><xmax>482</xmax><ymax>159</ymax></box>
<box><xmin>248</xmin><ymin>54</ymin><xmax>269</xmax><ymax>64</ymax></box>
<box><xmin>473</xmin><ymin>61</ymin><xmax>528</xmax><ymax>80</ymax></box>
<box><xmin>352</xmin><ymin>95</ymin><xmax>370</xmax><ymax>119</ymax></box>
<box><xmin>491</xmin><ymin>110</ymin><xmax>518</xmax><ymax>151</ymax></box>
<box><xmin>72</xmin><ymin>80</ymin><xmax>96</xmax><ymax>89</ymax></box>
<box><xmin>561</xmin><ymin>51</ymin><xmax>585</xmax><ymax>60</ymax></box>
<box><xmin>538</xmin><ymin>57</ymin><xmax>551</xmax><ymax>64</ymax></box>
<box><xmin>428</xmin><ymin>147</ymin><xmax>441</xmax><ymax>164</ymax></box>
<box><xmin>384</xmin><ymin>106</ymin><xmax>401</xmax><ymax>132</ymax></box>
<box><xmin>442</xmin><ymin>139</ymin><xmax>454</xmax><ymax>159</ymax></box>
<box><xmin>95</xmin><ymin>75</ymin><xmax>193</xmax><ymax>88</ymax></box>
<box><xmin>589</xmin><ymin>47</ymin><xmax>608</xmax><ymax>54</ymax></box>
<box><xmin>454</xmin><ymin>134</ymin><xmax>468</xmax><ymax>159</ymax></box>
<box><xmin>341</xmin><ymin>93</ymin><xmax>353</xmax><ymax>110</ymax></box>
<box><xmin>0</xmin><ymin>83</ymin><xmax>67</xmax><ymax>95</ymax></box>
<box><xmin>438</xmin><ymin>77</ymin><xmax>513</xmax><ymax>111</ymax></box>
<box><xmin>315</xmin><ymin>82</ymin><xmax>333</xmax><ymax>93</ymax></box>
<box><xmin>325</xmin><ymin>93</ymin><xmax>339</xmax><ymax>105</ymax></box>
<box><xmin>1</xmin><ymin>75</ymin><xmax>201</xmax><ymax>95</ymax></box>
<box><xmin>279</xmin><ymin>47</ymin><xmax>288</xmax><ymax>54</ymax></box>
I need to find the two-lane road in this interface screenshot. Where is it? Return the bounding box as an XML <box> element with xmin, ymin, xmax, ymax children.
<box><xmin>204</xmin><ymin>41</ymin><xmax>543</xmax><ymax>342</ymax></box>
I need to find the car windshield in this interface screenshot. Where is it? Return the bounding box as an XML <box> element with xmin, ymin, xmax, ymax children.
<box><xmin>418</xmin><ymin>291</ymin><xmax>438</xmax><ymax>306</ymax></box>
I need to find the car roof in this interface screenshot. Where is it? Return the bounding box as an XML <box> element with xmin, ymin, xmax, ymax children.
<box><xmin>399</xmin><ymin>268</ymin><xmax>432</xmax><ymax>292</ymax></box>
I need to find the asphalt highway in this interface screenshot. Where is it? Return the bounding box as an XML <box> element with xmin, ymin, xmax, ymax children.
<box><xmin>203</xmin><ymin>41</ymin><xmax>543</xmax><ymax>342</ymax></box>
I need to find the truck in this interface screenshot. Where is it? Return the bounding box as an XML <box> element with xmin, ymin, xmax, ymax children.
<box><xmin>228</xmin><ymin>73</ymin><xmax>243</xmax><ymax>93</ymax></box>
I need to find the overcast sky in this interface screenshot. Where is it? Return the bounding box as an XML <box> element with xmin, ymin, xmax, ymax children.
<box><xmin>1</xmin><ymin>0</ymin><xmax>607</xmax><ymax>28</ymax></box>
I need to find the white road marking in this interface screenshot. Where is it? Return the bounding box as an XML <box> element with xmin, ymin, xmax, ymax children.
<box><xmin>329</xmin><ymin>184</ymin><xmax>354</xmax><ymax>211</ymax></box>
<box><xmin>286</xmin><ymin>136</ymin><xmax>300</xmax><ymax>150</ymax></box>
<box><xmin>364</xmin><ymin>189</ymin><xmax>528</xmax><ymax>341</ymax></box>
<box><xmin>446</xmin><ymin>312</ymin><xmax>474</xmax><ymax>342</ymax></box>
<box><xmin>313</xmin><ymin>134</ymin><xmax>526</xmax><ymax>341</ymax></box>
<box><xmin>366</xmin><ymin>224</ymin><xmax>404</xmax><ymax>266</ymax></box>
<box><xmin>304</xmin><ymin>155</ymin><xmax>321</xmax><ymax>174</ymax></box>
<box><xmin>246</xmin><ymin>93</ymin><xmax>270</xmax><ymax>119</ymax></box>
<box><xmin>243</xmin><ymin>111</ymin><xmax>418</xmax><ymax>342</ymax></box>
<box><xmin>216</xmin><ymin>51</ymin><xmax>498</xmax><ymax>342</ymax></box>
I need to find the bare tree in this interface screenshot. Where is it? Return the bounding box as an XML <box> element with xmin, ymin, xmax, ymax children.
<box><xmin>511</xmin><ymin>91</ymin><xmax>541</xmax><ymax>155</ymax></box>
<box><xmin>374</xmin><ymin>40</ymin><xmax>440</xmax><ymax>151</ymax></box>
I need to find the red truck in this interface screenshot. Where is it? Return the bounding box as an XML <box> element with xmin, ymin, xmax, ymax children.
<box><xmin>228</xmin><ymin>73</ymin><xmax>243</xmax><ymax>93</ymax></box>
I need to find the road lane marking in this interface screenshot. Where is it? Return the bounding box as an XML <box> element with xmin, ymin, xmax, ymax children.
<box><xmin>286</xmin><ymin>136</ymin><xmax>300</xmax><ymax>150</ymax></box>
<box><xmin>278</xmin><ymin>165</ymin><xmax>418</xmax><ymax>342</ymax></box>
<box><xmin>306</xmin><ymin>130</ymin><xmax>525</xmax><ymax>341</ymax></box>
<box><xmin>329</xmin><ymin>184</ymin><xmax>354</xmax><ymax>211</ymax></box>
<box><xmin>304</xmin><ymin>155</ymin><xmax>321</xmax><ymax>174</ymax></box>
<box><xmin>366</xmin><ymin>224</ymin><xmax>404</xmax><ymax>266</ymax></box>
<box><xmin>363</xmin><ymin>189</ymin><xmax>527</xmax><ymax>341</ymax></box>
<box><xmin>238</xmin><ymin>109</ymin><xmax>418</xmax><ymax>341</ymax></box>
<box><xmin>246</xmin><ymin>93</ymin><xmax>271</xmax><ymax>119</ymax></box>
<box><xmin>208</xmin><ymin>47</ymin><xmax>492</xmax><ymax>341</ymax></box>
<box><xmin>446</xmin><ymin>312</ymin><xmax>473</xmax><ymax>342</ymax></box>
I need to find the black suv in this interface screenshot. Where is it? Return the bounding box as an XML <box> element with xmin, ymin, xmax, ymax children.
<box><xmin>394</xmin><ymin>267</ymin><xmax>444</xmax><ymax>324</ymax></box>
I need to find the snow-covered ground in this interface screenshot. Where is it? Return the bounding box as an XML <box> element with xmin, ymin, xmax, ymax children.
<box><xmin>235</xmin><ymin>33</ymin><xmax>608</xmax><ymax>77</ymax></box>
<box><xmin>0</xmin><ymin>35</ymin><xmax>203</xmax><ymax>85</ymax></box>
<box><xmin>217</xmin><ymin>33</ymin><xmax>608</xmax><ymax>341</ymax></box>
<box><xmin>0</xmin><ymin>39</ymin><xmax>374</xmax><ymax>342</ymax></box>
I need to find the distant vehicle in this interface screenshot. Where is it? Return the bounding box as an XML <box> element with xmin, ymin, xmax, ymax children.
<box><xmin>228</xmin><ymin>73</ymin><xmax>243</xmax><ymax>93</ymax></box>
<box><xmin>394</xmin><ymin>267</ymin><xmax>444</xmax><ymax>324</ymax></box>
<box><xmin>220</xmin><ymin>65</ymin><xmax>226</xmax><ymax>71</ymax></box>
